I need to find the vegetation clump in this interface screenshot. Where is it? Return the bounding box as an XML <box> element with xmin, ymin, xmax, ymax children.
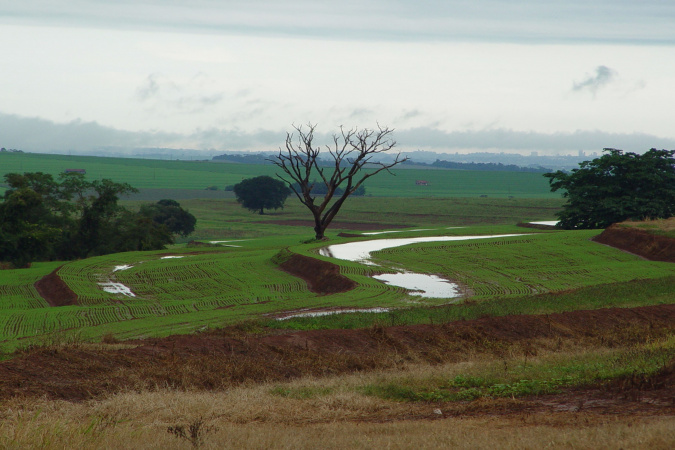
<box><xmin>233</xmin><ymin>175</ymin><xmax>291</xmax><ymax>215</ymax></box>
<box><xmin>0</xmin><ymin>172</ymin><xmax>194</xmax><ymax>268</ymax></box>
<box><xmin>545</xmin><ymin>148</ymin><xmax>675</xmax><ymax>229</ymax></box>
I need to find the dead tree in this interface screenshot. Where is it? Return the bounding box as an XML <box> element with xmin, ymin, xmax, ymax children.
<box><xmin>270</xmin><ymin>123</ymin><xmax>407</xmax><ymax>240</ymax></box>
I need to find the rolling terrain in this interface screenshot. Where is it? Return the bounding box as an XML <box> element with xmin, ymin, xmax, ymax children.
<box><xmin>0</xmin><ymin>153</ymin><xmax>673</xmax><ymax>448</ymax></box>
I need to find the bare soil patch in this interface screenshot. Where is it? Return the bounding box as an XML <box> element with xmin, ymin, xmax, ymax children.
<box><xmin>264</xmin><ymin>220</ymin><xmax>411</xmax><ymax>231</ymax></box>
<box><xmin>34</xmin><ymin>266</ymin><xmax>78</xmax><ymax>307</ymax></box>
<box><xmin>1</xmin><ymin>304</ymin><xmax>673</xmax><ymax>409</ymax></box>
<box><xmin>593</xmin><ymin>224</ymin><xmax>675</xmax><ymax>263</ymax></box>
<box><xmin>279</xmin><ymin>253</ymin><xmax>356</xmax><ymax>294</ymax></box>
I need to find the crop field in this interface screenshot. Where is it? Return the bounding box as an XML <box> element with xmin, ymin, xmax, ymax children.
<box><xmin>0</xmin><ymin>151</ymin><xmax>558</xmax><ymax>198</ymax></box>
<box><xmin>1</xmin><ymin>222</ymin><xmax>674</xmax><ymax>349</ymax></box>
<box><xmin>368</xmin><ymin>229</ymin><xmax>675</xmax><ymax>298</ymax></box>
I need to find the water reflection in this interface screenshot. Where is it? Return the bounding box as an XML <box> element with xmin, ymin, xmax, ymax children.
<box><xmin>320</xmin><ymin>233</ymin><xmax>527</xmax><ymax>298</ymax></box>
<box><xmin>373</xmin><ymin>272</ymin><xmax>460</xmax><ymax>298</ymax></box>
<box><xmin>319</xmin><ymin>234</ymin><xmax>527</xmax><ymax>265</ymax></box>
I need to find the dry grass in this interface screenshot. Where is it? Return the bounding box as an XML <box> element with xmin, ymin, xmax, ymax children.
<box><xmin>1</xmin><ymin>394</ymin><xmax>673</xmax><ymax>449</ymax></box>
<box><xmin>621</xmin><ymin>217</ymin><xmax>675</xmax><ymax>234</ymax></box>
<box><xmin>1</xmin><ymin>339</ymin><xmax>674</xmax><ymax>449</ymax></box>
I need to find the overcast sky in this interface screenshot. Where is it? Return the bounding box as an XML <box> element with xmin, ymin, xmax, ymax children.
<box><xmin>2</xmin><ymin>1</ymin><xmax>675</xmax><ymax>155</ymax></box>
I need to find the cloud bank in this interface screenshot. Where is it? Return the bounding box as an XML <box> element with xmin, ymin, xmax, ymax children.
<box><xmin>2</xmin><ymin>113</ymin><xmax>673</xmax><ymax>155</ymax></box>
<box><xmin>2</xmin><ymin>1</ymin><xmax>675</xmax><ymax>44</ymax></box>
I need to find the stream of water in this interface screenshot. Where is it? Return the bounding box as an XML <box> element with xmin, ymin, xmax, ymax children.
<box><xmin>320</xmin><ymin>233</ymin><xmax>528</xmax><ymax>298</ymax></box>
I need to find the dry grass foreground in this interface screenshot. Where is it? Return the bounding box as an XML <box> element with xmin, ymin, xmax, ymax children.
<box><xmin>1</xmin><ymin>305</ymin><xmax>674</xmax><ymax>448</ymax></box>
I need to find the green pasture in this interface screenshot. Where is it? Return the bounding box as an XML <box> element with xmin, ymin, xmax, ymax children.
<box><xmin>137</xmin><ymin>196</ymin><xmax>565</xmax><ymax>242</ymax></box>
<box><xmin>1</xmin><ymin>223</ymin><xmax>674</xmax><ymax>350</ymax></box>
<box><xmin>0</xmin><ymin>151</ymin><xmax>559</xmax><ymax>198</ymax></box>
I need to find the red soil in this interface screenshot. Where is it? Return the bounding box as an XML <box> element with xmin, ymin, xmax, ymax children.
<box><xmin>593</xmin><ymin>224</ymin><xmax>675</xmax><ymax>263</ymax></box>
<box><xmin>34</xmin><ymin>266</ymin><xmax>78</xmax><ymax>306</ymax></box>
<box><xmin>279</xmin><ymin>253</ymin><xmax>356</xmax><ymax>294</ymax></box>
<box><xmin>1</xmin><ymin>304</ymin><xmax>673</xmax><ymax>405</ymax></box>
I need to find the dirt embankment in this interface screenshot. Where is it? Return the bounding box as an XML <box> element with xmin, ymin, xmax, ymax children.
<box><xmin>593</xmin><ymin>224</ymin><xmax>675</xmax><ymax>263</ymax></box>
<box><xmin>279</xmin><ymin>253</ymin><xmax>356</xmax><ymax>294</ymax></box>
<box><xmin>1</xmin><ymin>304</ymin><xmax>673</xmax><ymax>404</ymax></box>
<box><xmin>34</xmin><ymin>266</ymin><xmax>78</xmax><ymax>307</ymax></box>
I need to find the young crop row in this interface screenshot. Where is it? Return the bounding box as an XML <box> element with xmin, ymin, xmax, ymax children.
<box><xmin>0</xmin><ymin>262</ymin><xmax>59</xmax><ymax>310</ymax></box>
<box><xmin>369</xmin><ymin>230</ymin><xmax>675</xmax><ymax>299</ymax></box>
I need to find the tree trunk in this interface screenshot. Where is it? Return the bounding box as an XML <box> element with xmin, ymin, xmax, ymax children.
<box><xmin>313</xmin><ymin>211</ymin><xmax>325</xmax><ymax>240</ymax></box>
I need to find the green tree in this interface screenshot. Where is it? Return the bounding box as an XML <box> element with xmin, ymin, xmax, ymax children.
<box><xmin>0</xmin><ymin>172</ymin><xmax>176</xmax><ymax>267</ymax></box>
<box><xmin>139</xmin><ymin>199</ymin><xmax>197</xmax><ymax>237</ymax></box>
<box><xmin>233</xmin><ymin>176</ymin><xmax>291</xmax><ymax>215</ymax></box>
<box><xmin>544</xmin><ymin>148</ymin><xmax>675</xmax><ymax>229</ymax></box>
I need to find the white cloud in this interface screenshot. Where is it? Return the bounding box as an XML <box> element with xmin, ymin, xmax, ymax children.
<box><xmin>572</xmin><ymin>65</ymin><xmax>617</xmax><ymax>96</ymax></box>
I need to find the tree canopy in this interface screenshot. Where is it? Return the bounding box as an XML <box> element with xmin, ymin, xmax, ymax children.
<box><xmin>233</xmin><ymin>175</ymin><xmax>291</xmax><ymax>215</ymax></box>
<box><xmin>0</xmin><ymin>172</ymin><xmax>195</xmax><ymax>268</ymax></box>
<box><xmin>270</xmin><ymin>123</ymin><xmax>406</xmax><ymax>240</ymax></box>
<box><xmin>544</xmin><ymin>148</ymin><xmax>675</xmax><ymax>229</ymax></box>
<box><xmin>139</xmin><ymin>199</ymin><xmax>197</xmax><ymax>237</ymax></box>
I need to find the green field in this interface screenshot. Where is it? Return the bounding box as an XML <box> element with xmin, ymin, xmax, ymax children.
<box><xmin>1</xmin><ymin>152</ymin><xmax>673</xmax><ymax>352</ymax></box>
<box><xmin>1</xmin><ymin>223</ymin><xmax>674</xmax><ymax>350</ymax></box>
<box><xmin>0</xmin><ymin>151</ymin><xmax>558</xmax><ymax>198</ymax></box>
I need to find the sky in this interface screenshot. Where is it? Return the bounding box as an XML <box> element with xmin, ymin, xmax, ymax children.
<box><xmin>1</xmin><ymin>1</ymin><xmax>675</xmax><ymax>155</ymax></box>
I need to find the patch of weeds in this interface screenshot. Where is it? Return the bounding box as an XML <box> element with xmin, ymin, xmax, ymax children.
<box><xmin>487</xmin><ymin>377</ymin><xmax>576</xmax><ymax>397</ymax></box>
<box><xmin>101</xmin><ymin>333</ymin><xmax>119</xmax><ymax>344</ymax></box>
<box><xmin>360</xmin><ymin>384</ymin><xmax>421</xmax><ymax>402</ymax></box>
<box><xmin>167</xmin><ymin>417</ymin><xmax>216</xmax><ymax>449</ymax></box>
<box><xmin>270</xmin><ymin>386</ymin><xmax>333</xmax><ymax>399</ymax></box>
<box><xmin>447</xmin><ymin>374</ymin><xmax>488</xmax><ymax>389</ymax></box>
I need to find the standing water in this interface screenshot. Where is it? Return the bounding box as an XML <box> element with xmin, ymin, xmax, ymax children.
<box><xmin>320</xmin><ymin>233</ymin><xmax>528</xmax><ymax>298</ymax></box>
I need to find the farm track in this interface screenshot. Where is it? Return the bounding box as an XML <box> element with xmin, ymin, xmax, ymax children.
<box><xmin>1</xmin><ymin>303</ymin><xmax>673</xmax><ymax>414</ymax></box>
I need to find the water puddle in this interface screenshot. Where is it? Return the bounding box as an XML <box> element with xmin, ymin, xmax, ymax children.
<box><xmin>373</xmin><ymin>272</ymin><xmax>461</xmax><ymax>298</ymax></box>
<box><xmin>320</xmin><ymin>234</ymin><xmax>527</xmax><ymax>265</ymax></box>
<box><xmin>113</xmin><ymin>264</ymin><xmax>133</xmax><ymax>272</ymax></box>
<box><xmin>98</xmin><ymin>282</ymin><xmax>136</xmax><ymax>297</ymax></box>
<box><xmin>320</xmin><ymin>233</ymin><xmax>528</xmax><ymax>298</ymax></box>
<box><xmin>160</xmin><ymin>256</ymin><xmax>185</xmax><ymax>259</ymax></box>
<box><xmin>209</xmin><ymin>239</ymin><xmax>249</xmax><ymax>246</ymax></box>
<box><xmin>529</xmin><ymin>221</ymin><xmax>559</xmax><ymax>226</ymax></box>
<box><xmin>277</xmin><ymin>307</ymin><xmax>390</xmax><ymax>320</ymax></box>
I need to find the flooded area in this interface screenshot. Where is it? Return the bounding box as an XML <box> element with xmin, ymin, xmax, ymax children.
<box><xmin>320</xmin><ymin>233</ymin><xmax>528</xmax><ymax>298</ymax></box>
<box><xmin>373</xmin><ymin>272</ymin><xmax>461</xmax><ymax>298</ymax></box>
<box><xmin>98</xmin><ymin>281</ymin><xmax>136</xmax><ymax>297</ymax></box>
<box><xmin>277</xmin><ymin>307</ymin><xmax>390</xmax><ymax>320</ymax></box>
<box><xmin>319</xmin><ymin>234</ymin><xmax>528</xmax><ymax>265</ymax></box>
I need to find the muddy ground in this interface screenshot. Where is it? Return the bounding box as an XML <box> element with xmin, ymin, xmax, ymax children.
<box><xmin>1</xmin><ymin>304</ymin><xmax>673</xmax><ymax>420</ymax></box>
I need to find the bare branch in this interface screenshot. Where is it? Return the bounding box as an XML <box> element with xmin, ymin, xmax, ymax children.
<box><xmin>268</xmin><ymin>123</ymin><xmax>408</xmax><ymax>239</ymax></box>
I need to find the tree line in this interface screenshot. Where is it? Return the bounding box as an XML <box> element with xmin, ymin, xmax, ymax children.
<box><xmin>0</xmin><ymin>172</ymin><xmax>195</xmax><ymax>268</ymax></box>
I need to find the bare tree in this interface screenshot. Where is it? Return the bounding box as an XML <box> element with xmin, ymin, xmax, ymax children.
<box><xmin>270</xmin><ymin>123</ymin><xmax>407</xmax><ymax>240</ymax></box>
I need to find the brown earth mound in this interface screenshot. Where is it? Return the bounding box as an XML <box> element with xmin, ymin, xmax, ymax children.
<box><xmin>1</xmin><ymin>304</ymin><xmax>673</xmax><ymax>403</ymax></box>
<box><xmin>593</xmin><ymin>224</ymin><xmax>675</xmax><ymax>263</ymax></box>
<box><xmin>34</xmin><ymin>266</ymin><xmax>78</xmax><ymax>307</ymax></box>
<box><xmin>279</xmin><ymin>253</ymin><xmax>356</xmax><ymax>294</ymax></box>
